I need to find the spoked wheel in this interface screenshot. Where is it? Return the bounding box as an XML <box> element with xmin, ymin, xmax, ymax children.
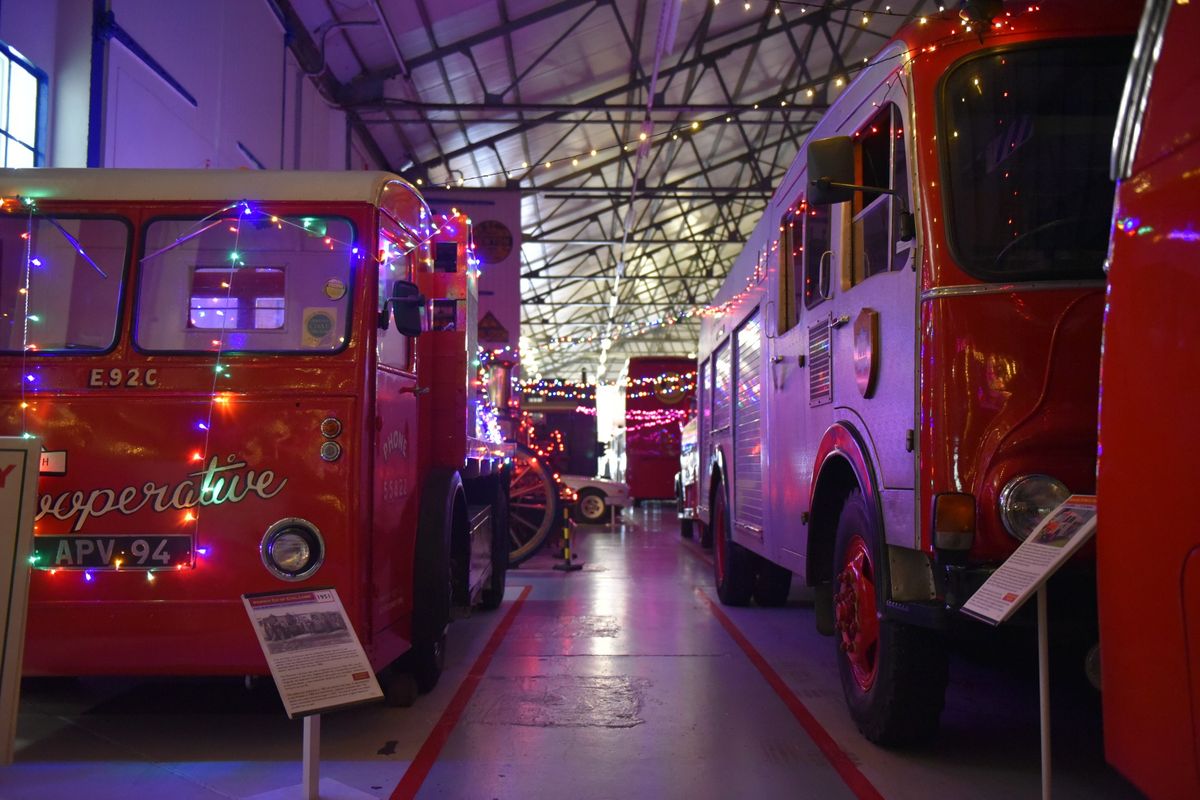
<box><xmin>833</xmin><ymin>489</ymin><xmax>948</xmax><ymax>745</ymax></box>
<box><xmin>507</xmin><ymin>445</ymin><xmax>559</xmax><ymax>565</ymax></box>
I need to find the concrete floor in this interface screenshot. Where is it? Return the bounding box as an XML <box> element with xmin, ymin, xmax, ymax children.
<box><xmin>0</xmin><ymin>506</ymin><xmax>1140</xmax><ymax>799</ymax></box>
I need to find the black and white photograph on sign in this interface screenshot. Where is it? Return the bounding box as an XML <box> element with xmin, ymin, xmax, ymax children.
<box><xmin>1032</xmin><ymin>507</ymin><xmax>1089</xmax><ymax>548</ymax></box>
<box><xmin>256</xmin><ymin>611</ymin><xmax>350</xmax><ymax>654</ymax></box>
<box><xmin>242</xmin><ymin>588</ymin><xmax>382</xmax><ymax>718</ymax></box>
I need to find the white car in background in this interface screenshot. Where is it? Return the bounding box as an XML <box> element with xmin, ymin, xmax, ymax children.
<box><xmin>559</xmin><ymin>475</ymin><xmax>630</xmax><ymax>524</ymax></box>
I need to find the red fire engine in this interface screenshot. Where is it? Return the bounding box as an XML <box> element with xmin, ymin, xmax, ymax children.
<box><xmin>1098</xmin><ymin>0</ymin><xmax>1200</xmax><ymax>795</ymax></box>
<box><xmin>620</xmin><ymin>356</ymin><xmax>695</xmax><ymax>504</ymax></box>
<box><xmin>0</xmin><ymin>169</ymin><xmax>508</xmax><ymax>695</ymax></box>
<box><xmin>694</xmin><ymin>3</ymin><xmax>1137</xmax><ymax>743</ymax></box>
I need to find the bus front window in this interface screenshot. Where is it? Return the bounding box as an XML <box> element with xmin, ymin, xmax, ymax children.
<box><xmin>940</xmin><ymin>38</ymin><xmax>1132</xmax><ymax>282</ymax></box>
<box><xmin>0</xmin><ymin>216</ymin><xmax>129</xmax><ymax>353</ymax></box>
<box><xmin>136</xmin><ymin>215</ymin><xmax>357</xmax><ymax>353</ymax></box>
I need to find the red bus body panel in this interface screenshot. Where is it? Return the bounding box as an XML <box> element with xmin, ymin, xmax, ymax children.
<box><xmin>624</xmin><ymin>356</ymin><xmax>695</xmax><ymax>502</ymax></box>
<box><xmin>1098</xmin><ymin>2</ymin><xmax>1200</xmax><ymax>795</ymax></box>
<box><xmin>0</xmin><ymin>175</ymin><xmax>451</xmax><ymax>676</ymax></box>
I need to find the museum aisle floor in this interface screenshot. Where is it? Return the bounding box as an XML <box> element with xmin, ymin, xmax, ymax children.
<box><xmin>1</xmin><ymin>506</ymin><xmax>1138</xmax><ymax>800</ymax></box>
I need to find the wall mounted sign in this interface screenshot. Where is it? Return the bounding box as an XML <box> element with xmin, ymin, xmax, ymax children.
<box><xmin>474</xmin><ymin>220</ymin><xmax>513</xmax><ymax>264</ymax></box>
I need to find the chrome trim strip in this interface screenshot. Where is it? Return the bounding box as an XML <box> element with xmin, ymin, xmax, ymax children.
<box><xmin>922</xmin><ymin>280</ymin><xmax>1104</xmax><ymax>300</ymax></box>
<box><xmin>1112</xmin><ymin>0</ymin><xmax>1171</xmax><ymax>181</ymax></box>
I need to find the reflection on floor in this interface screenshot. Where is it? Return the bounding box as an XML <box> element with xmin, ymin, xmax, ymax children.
<box><xmin>1</xmin><ymin>504</ymin><xmax>1138</xmax><ymax>799</ymax></box>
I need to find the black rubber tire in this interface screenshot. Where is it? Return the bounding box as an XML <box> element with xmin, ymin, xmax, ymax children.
<box><xmin>680</xmin><ymin>516</ymin><xmax>694</xmax><ymax>539</ymax></box>
<box><xmin>479</xmin><ymin>470</ymin><xmax>509</xmax><ymax>610</ymax></box>
<box><xmin>833</xmin><ymin>489</ymin><xmax>948</xmax><ymax>745</ymax></box>
<box><xmin>407</xmin><ymin>469</ymin><xmax>459</xmax><ymax>694</ymax></box>
<box><xmin>698</xmin><ymin>520</ymin><xmax>712</xmax><ymax>549</ymax></box>
<box><xmin>712</xmin><ymin>475</ymin><xmax>755</xmax><ymax>606</ymax></box>
<box><xmin>753</xmin><ymin>560</ymin><xmax>793</xmax><ymax>607</ymax></box>
<box><xmin>574</xmin><ymin>487</ymin><xmax>611</xmax><ymax>523</ymax></box>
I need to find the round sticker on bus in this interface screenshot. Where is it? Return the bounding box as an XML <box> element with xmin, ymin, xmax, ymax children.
<box><xmin>323</xmin><ymin>278</ymin><xmax>347</xmax><ymax>300</ymax></box>
<box><xmin>655</xmin><ymin>372</ymin><xmax>687</xmax><ymax>405</ymax></box>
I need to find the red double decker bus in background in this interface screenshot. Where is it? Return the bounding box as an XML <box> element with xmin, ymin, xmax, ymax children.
<box><xmin>1098</xmin><ymin>1</ymin><xmax>1200</xmax><ymax>796</ymax></box>
<box><xmin>0</xmin><ymin>169</ymin><xmax>508</xmax><ymax>696</ymax></box>
<box><xmin>619</xmin><ymin>356</ymin><xmax>696</xmax><ymax>505</ymax></box>
<box><xmin>693</xmin><ymin>2</ymin><xmax>1137</xmax><ymax>744</ymax></box>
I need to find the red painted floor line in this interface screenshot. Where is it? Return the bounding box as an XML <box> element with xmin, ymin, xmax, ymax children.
<box><xmin>390</xmin><ymin>584</ymin><xmax>533</xmax><ymax>800</ymax></box>
<box><xmin>696</xmin><ymin>589</ymin><xmax>886</xmax><ymax>800</ymax></box>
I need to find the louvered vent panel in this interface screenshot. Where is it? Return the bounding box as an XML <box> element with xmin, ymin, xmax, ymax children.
<box><xmin>734</xmin><ymin>312</ymin><xmax>763</xmax><ymax>531</ymax></box>
<box><xmin>809</xmin><ymin>318</ymin><xmax>833</xmax><ymax>407</ymax></box>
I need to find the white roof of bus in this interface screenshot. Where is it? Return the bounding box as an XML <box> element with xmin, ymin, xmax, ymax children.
<box><xmin>0</xmin><ymin>168</ymin><xmax>420</xmax><ymax>205</ymax></box>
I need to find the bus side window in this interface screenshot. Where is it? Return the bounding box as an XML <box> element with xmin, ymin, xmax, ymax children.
<box><xmin>891</xmin><ymin>106</ymin><xmax>914</xmax><ymax>271</ymax></box>
<box><xmin>377</xmin><ymin>220</ymin><xmax>414</xmax><ymax>370</ymax></box>
<box><xmin>803</xmin><ymin>199</ymin><xmax>833</xmax><ymax>308</ymax></box>
<box><xmin>851</xmin><ymin>106</ymin><xmax>893</xmax><ymax>285</ymax></box>
<box><xmin>778</xmin><ymin>205</ymin><xmax>800</xmax><ymax>333</ymax></box>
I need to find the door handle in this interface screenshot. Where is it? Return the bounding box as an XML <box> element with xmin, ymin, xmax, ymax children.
<box><xmin>771</xmin><ymin>355</ymin><xmax>784</xmax><ymax>364</ymax></box>
<box><xmin>831</xmin><ymin>314</ymin><xmax>851</xmax><ymax>329</ymax></box>
<box><xmin>399</xmin><ymin>386</ymin><xmax>431</xmax><ymax>396</ymax></box>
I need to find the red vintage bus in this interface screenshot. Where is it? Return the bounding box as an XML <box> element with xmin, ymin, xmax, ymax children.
<box><xmin>1098</xmin><ymin>0</ymin><xmax>1200</xmax><ymax>795</ymax></box>
<box><xmin>0</xmin><ymin>169</ymin><xmax>508</xmax><ymax>695</ymax></box>
<box><xmin>620</xmin><ymin>356</ymin><xmax>695</xmax><ymax>504</ymax></box>
<box><xmin>695</xmin><ymin>3</ymin><xmax>1137</xmax><ymax>743</ymax></box>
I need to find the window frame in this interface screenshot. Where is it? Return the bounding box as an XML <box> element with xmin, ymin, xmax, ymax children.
<box><xmin>0</xmin><ymin>39</ymin><xmax>47</xmax><ymax>167</ymax></box>
<box><xmin>133</xmin><ymin>213</ymin><xmax>358</xmax><ymax>356</ymax></box>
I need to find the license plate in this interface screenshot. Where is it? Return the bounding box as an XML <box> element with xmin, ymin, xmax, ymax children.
<box><xmin>32</xmin><ymin>535</ymin><xmax>193</xmax><ymax>570</ymax></box>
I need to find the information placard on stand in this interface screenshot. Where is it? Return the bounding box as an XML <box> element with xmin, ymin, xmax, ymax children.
<box><xmin>0</xmin><ymin>437</ymin><xmax>39</xmax><ymax>766</ymax></box>
<box><xmin>963</xmin><ymin>494</ymin><xmax>1098</xmax><ymax>800</ymax></box>
<box><xmin>243</xmin><ymin>588</ymin><xmax>383</xmax><ymax>800</ymax></box>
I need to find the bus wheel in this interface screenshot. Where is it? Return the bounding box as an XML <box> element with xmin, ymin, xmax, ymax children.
<box><xmin>408</xmin><ymin>470</ymin><xmax>459</xmax><ymax>693</ymax></box>
<box><xmin>680</xmin><ymin>515</ymin><xmax>694</xmax><ymax>539</ymax></box>
<box><xmin>508</xmin><ymin>445</ymin><xmax>558</xmax><ymax>566</ymax></box>
<box><xmin>575</xmin><ymin>488</ymin><xmax>611</xmax><ymax>523</ymax></box>
<box><xmin>832</xmin><ymin>489</ymin><xmax>947</xmax><ymax>744</ymax></box>
<box><xmin>753</xmin><ymin>561</ymin><xmax>792</xmax><ymax>607</ymax></box>
<box><xmin>480</xmin><ymin>471</ymin><xmax>509</xmax><ymax>610</ymax></box>
<box><xmin>713</xmin><ymin>475</ymin><xmax>754</xmax><ymax>606</ymax></box>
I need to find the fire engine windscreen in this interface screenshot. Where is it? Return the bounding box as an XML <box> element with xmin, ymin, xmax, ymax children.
<box><xmin>0</xmin><ymin>216</ymin><xmax>129</xmax><ymax>353</ymax></box>
<box><xmin>940</xmin><ymin>38</ymin><xmax>1133</xmax><ymax>282</ymax></box>
<box><xmin>136</xmin><ymin>216</ymin><xmax>356</xmax><ymax>353</ymax></box>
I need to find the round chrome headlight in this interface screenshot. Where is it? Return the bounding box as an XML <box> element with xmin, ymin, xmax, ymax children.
<box><xmin>260</xmin><ymin>518</ymin><xmax>325</xmax><ymax>580</ymax></box>
<box><xmin>999</xmin><ymin>474</ymin><xmax>1070</xmax><ymax>540</ymax></box>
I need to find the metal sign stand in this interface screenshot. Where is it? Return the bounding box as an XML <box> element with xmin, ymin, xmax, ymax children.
<box><xmin>1037</xmin><ymin>587</ymin><xmax>1051</xmax><ymax>800</ymax></box>
<box><xmin>303</xmin><ymin>714</ymin><xmax>320</xmax><ymax>800</ymax></box>
<box><xmin>553</xmin><ymin>506</ymin><xmax>583</xmax><ymax>572</ymax></box>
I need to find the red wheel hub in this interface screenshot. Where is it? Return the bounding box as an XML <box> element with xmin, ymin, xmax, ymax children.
<box><xmin>835</xmin><ymin>534</ymin><xmax>880</xmax><ymax>691</ymax></box>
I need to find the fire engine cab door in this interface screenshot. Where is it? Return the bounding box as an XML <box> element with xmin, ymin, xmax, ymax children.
<box><xmin>827</xmin><ymin>98</ymin><xmax>918</xmax><ymax>510</ymax></box>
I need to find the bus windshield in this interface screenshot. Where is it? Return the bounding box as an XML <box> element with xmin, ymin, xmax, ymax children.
<box><xmin>136</xmin><ymin>214</ymin><xmax>357</xmax><ymax>353</ymax></box>
<box><xmin>940</xmin><ymin>38</ymin><xmax>1132</xmax><ymax>282</ymax></box>
<box><xmin>0</xmin><ymin>215</ymin><xmax>129</xmax><ymax>353</ymax></box>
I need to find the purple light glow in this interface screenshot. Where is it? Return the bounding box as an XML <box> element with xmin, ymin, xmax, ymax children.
<box><xmin>196</xmin><ymin>547</ymin><xmax>209</xmax><ymax>556</ymax></box>
<box><xmin>25</xmin><ymin>374</ymin><xmax>35</xmax><ymax>382</ymax></box>
<box><xmin>31</xmin><ymin>257</ymin><xmax>42</xmax><ymax>267</ymax></box>
<box><xmin>84</xmin><ymin>571</ymin><xmax>94</xmax><ymax>582</ymax></box>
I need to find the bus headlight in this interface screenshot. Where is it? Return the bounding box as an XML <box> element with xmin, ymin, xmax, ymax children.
<box><xmin>260</xmin><ymin>518</ymin><xmax>325</xmax><ymax>580</ymax></box>
<box><xmin>998</xmin><ymin>475</ymin><xmax>1070</xmax><ymax>540</ymax></box>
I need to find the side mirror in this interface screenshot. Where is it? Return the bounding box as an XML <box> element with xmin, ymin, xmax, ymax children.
<box><xmin>379</xmin><ymin>279</ymin><xmax>425</xmax><ymax>337</ymax></box>
<box><xmin>807</xmin><ymin>136</ymin><xmax>855</xmax><ymax>205</ymax></box>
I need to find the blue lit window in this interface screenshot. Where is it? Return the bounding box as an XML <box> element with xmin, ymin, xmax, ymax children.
<box><xmin>0</xmin><ymin>42</ymin><xmax>45</xmax><ymax>167</ymax></box>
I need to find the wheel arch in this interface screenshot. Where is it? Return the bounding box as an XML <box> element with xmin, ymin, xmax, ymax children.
<box><xmin>806</xmin><ymin>422</ymin><xmax>884</xmax><ymax>590</ymax></box>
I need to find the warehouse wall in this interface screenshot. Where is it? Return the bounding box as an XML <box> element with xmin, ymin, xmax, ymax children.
<box><xmin>0</xmin><ymin>0</ymin><xmax>380</xmax><ymax>171</ymax></box>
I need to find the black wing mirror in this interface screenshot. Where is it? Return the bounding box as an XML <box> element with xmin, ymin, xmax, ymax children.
<box><xmin>807</xmin><ymin>135</ymin><xmax>915</xmax><ymax>243</ymax></box>
<box><xmin>379</xmin><ymin>279</ymin><xmax>425</xmax><ymax>337</ymax></box>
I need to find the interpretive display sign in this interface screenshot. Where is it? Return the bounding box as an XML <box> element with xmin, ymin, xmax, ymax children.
<box><xmin>0</xmin><ymin>437</ymin><xmax>39</xmax><ymax>764</ymax></box>
<box><xmin>242</xmin><ymin>588</ymin><xmax>383</xmax><ymax>718</ymax></box>
<box><xmin>962</xmin><ymin>495</ymin><xmax>1098</xmax><ymax>625</ymax></box>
